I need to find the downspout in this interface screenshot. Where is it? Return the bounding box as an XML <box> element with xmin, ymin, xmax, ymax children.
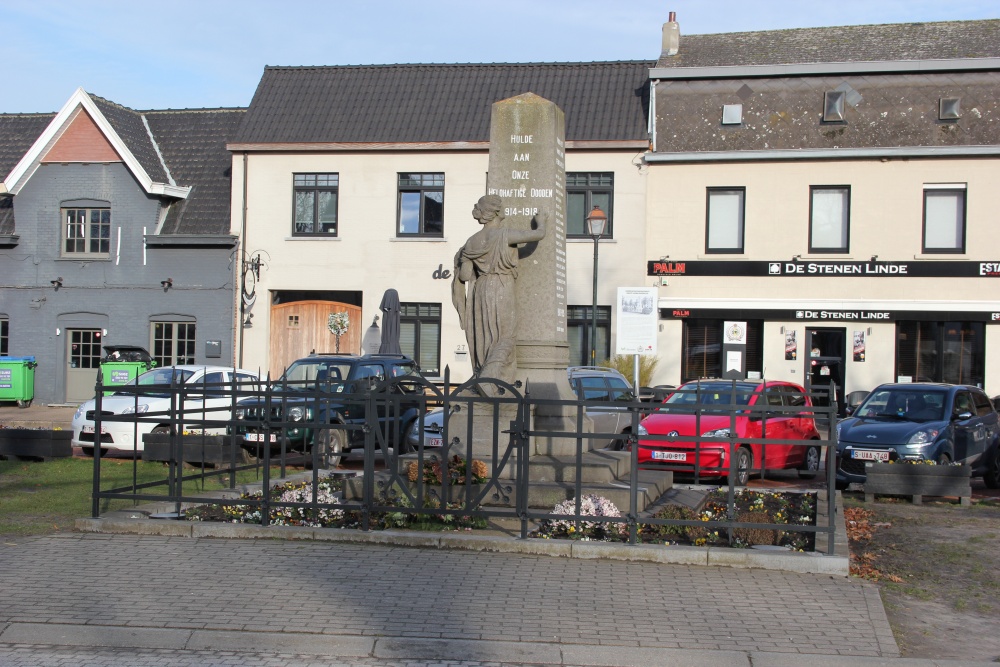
<box><xmin>238</xmin><ymin>151</ymin><xmax>248</xmax><ymax>368</ymax></box>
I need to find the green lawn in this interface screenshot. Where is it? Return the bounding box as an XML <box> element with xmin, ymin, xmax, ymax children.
<box><xmin>0</xmin><ymin>457</ymin><xmax>275</xmax><ymax>536</ymax></box>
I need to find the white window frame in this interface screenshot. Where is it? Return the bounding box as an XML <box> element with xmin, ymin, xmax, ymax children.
<box><xmin>706</xmin><ymin>188</ymin><xmax>745</xmax><ymax>254</ymax></box>
<box><xmin>922</xmin><ymin>185</ymin><xmax>966</xmax><ymax>254</ymax></box>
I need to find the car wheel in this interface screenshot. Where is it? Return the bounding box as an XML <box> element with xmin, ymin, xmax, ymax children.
<box><xmin>936</xmin><ymin>452</ymin><xmax>952</xmax><ymax>465</ymax></box>
<box><xmin>734</xmin><ymin>447</ymin><xmax>752</xmax><ymax>487</ymax></box>
<box><xmin>310</xmin><ymin>427</ymin><xmax>344</xmax><ymax>469</ymax></box>
<box><xmin>610</xmin><ymin>430</ymin><xmax>629</xmax><ymax>451</ymax></box>
<box><xmin>835</xmin><ymin>479</ymin><xmax>850</xmax><ymax>491</ymax></box>
<box><xmin>151</xmin><ymin>425</ymin><xmax>170</xmax><ymax>434</ymax></box>
<box><xmin>798</xmin><ymin>445</ymin><xmax>821</xmax><ymax>479</ymax></box>
<box><xmin>983</xmin><ymin>449</ymin><xmax>1000</xmax><ymax>489</ymax></box>
<box><xmin>395</xmin><ymin>421</ymin><xmax>415</xmax><ymax>455</ymax></box>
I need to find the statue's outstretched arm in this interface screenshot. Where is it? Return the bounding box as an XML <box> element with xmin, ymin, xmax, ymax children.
<box><xmin>508</xmin><ymin>209</ymin><xmax>548</xmax><ymax>245</ymax></box>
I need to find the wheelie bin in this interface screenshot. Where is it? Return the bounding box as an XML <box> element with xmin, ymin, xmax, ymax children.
<box><xmin>0</xmin><ymin>356</ymin><xmax>38</xmax><ymax>408</ymax></box>
<box><xmin>99</xmin><ymin>346</ymin><xmax>156</xmax><ymax>395</ymax></box>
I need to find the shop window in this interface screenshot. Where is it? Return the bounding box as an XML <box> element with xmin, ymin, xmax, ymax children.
<box><xmin>923</xmin><ymin>187</ymin><xmax>966</xmax><ymax>253</ymax></box>
<box><xmin>397</xmin><ymin>173</ymin><xmax>444</xmax><ymax>237</ymax></box>
<box><xmin>399</xmin><ymin>303</ymin><xmax>441</xmax><ymax>375</ymax></box>
<box><xmin>682</xmin><ymin>319</ymin><xmax>763</xmax><ymax>382</ymax></box>
<box><xmin>567</xmin><ymin>305</ymin><xmax>611</xmax><ymax>366</ymax></box>
<box><xmin>896</xmin><ymin>321</ymin><xmax>983</xmax><ymax>386</ymax></box>
<box><xmin>151</xmin><ymin>321</ymin><xmax>197</xmax><ymax>367</ymax></box>
<box><xmin>0</xmin><ymin>317</ymin><xmax>7</xmax><ymax>356</ymax></box>
<box><xmin>62</xmin><ymin>206</ymin><xmax>111</xmax><ymax>257</ymax></box>
<box><xmin>706</xmin><ymin>188</ymin><xmax>745</xmax><ymax>253</ymax></box>
<box><xmin>809</xmin><ymin>186</ymin><xmax>850</xmax><ymax>253</ymax></box>
<box><xmin>293</xmin><ymin>174</ymin><xmax>339</xmax><ymax>236</ymax></box>
<box><xmin>567</xmin><ymin>173</ymin><xmax>613</xmax><ymax>238</ymax></box>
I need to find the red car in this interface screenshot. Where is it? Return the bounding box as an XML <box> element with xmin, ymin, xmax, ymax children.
<box><xmin>636</xmin><ymin>379</ymin><xmax>822</xmax><ymax>486</ymax></box>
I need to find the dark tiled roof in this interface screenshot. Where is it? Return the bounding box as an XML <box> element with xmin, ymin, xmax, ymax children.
<box><xmin>145</xmin><ymin>108</ymin><xmax>245</xmax><ymax>235</ymax></box>
<box><xmin>0</xmin><ymin>113</ymin><xmax>53</xmax><ymax>181</ymax></box>
<box><xmin>656</xmin><ymin>19</ymin><xmax>1000</xmax><ymax>69</ymax></box>
<box><xmin>89</xmin><ymin>95</ymin><xmax>170</xmax><ymax>183</ymax></box>
<box><xmin>234</xmin><ymin>61</ymin><xmax>652</xmax><ymax>144</ymax></box>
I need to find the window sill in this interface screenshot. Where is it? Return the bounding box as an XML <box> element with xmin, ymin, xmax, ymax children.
<box><xmin>567</xmin><ymin>237</ymin><xmax>616</xmax><ymax>243</ymax></box>
<box><xmin>697</xmin><ymin>253</ymin><xmax>746</xmax><ymax>259</ymax></box>
<box><xmin>913</xmin><ymin>253</ymin><xmax>968</xmax><ymax>259</ymax></box>
<box><xmin>390</xmin><ymin>237</ymin><xmax>448</xmax><ymax>242</ymax></box>
<box><xmin>802</xmin><ymin>253</ymin><xmax>851</xmax><ymax>259</ymax></box>
<box><xmin>285</xmin><ymin>236</ymin><xmax>341</xmax><ymax>241</ymax></box>
<box><xmin>56</xmin><ymin>256</ymin><xmax>110</xmax><ymax>262</ymax></box>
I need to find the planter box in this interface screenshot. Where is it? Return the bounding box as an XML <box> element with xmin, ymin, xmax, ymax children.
<box><xmin>0</xmin><ymin>428</ymin><xmax>72</xmax><ymax>460</ymax></box>
<box><xmin>864</xmin><ymin>462</ymin><xmax>971</xmax><ymax>505</ymax></box>
<box><xmin>141</xmin><ymin>434</ymin><xmax>247</xmax><ymax>466</ymax></box>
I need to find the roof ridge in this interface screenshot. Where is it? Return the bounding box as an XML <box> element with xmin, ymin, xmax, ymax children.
<box><xmin>141</xmin><ymin>107</ymin><xmax>247</xmax><ymax>114</ymax></box>
<box><xmin>263</xmin><ymin>60</ymin><xmax>654</xmax><ymax>71</ymax></box>
<box><xmin>687</xmin><ymin>17</ymin><xmax>1000</xmax><ymax>39</ymax></box>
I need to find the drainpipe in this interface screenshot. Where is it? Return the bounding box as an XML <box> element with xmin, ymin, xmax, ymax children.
<box><xmin>238</xmin><ymin>151</ymin><xmax>248</xmax><ymax>368</ymax></box>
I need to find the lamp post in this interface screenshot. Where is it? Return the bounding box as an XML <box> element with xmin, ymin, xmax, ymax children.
<box><xmin>586</xmin><ymin>205</ymin><xmax>607</xmax><ymax>366</ymax></box>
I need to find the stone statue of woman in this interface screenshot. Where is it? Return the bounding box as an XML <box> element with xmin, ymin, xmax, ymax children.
<box><xmin>452</xmin><ymin>195</ymin><xmax>547</xmax><ymax>392</ymax></box>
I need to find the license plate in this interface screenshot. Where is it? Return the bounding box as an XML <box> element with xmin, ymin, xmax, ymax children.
<box><xmin>851</xmin><ymin>449</ymin><xmax>889</xmax><ymax>462</ymax></box>
<box><xmin>652</xmin><ymin>450</ymin><xmax>687</xmax><ymax>461</ymax></box>
<box><xmin>244</xmin><ymin>433</ymin><xmax>277</xmax><ymax>443</ymax></box>
<box><xmin>429</xmin><ymin>437</ymin><xmax>443</xmax><ymax>447</ymax></box>
<box><xmin>82</xmin><ymin>425</ymin><xmax>108</xmax><ymax>434</ymax></box>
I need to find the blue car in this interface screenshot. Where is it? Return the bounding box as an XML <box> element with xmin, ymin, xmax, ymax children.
<box><xmin>836</xmin><ymin>383</ymin><xmax>1000</xmax><ymax>489</ymax></box>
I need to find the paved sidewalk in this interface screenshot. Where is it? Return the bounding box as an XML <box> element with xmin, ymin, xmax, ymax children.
<box><xmin>0</xmin><ymin>531</ymin><xmax>963</xmax><ymax>667</ymax></box>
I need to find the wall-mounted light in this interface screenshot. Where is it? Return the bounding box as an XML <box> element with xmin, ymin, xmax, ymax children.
<box><xmin>870</xmin><ymin>255</ymin><xmax>878</xmax><ymax>262</ymax></box>
<box><xmin>780</xmin><ymin>326</ymin><xmax>785</xmax><ymax>334</ymax></box>
<box><xmin>867</xmin><ymin>327</ymin><xmax>873</xmax><ymax>336</ymax></box>
<box><xmin>50</xmin><ymin>277</ymin><xmax>63</xmax><ymax>289</ymax></box>
<box><xmin>56</xmin><ymin>328</ymin><xmax>61</xmax><ymax>336</ymax></box>
<box><xmin>791</xmin><ymin>255</ymin><xmax>801</xmax><ymax>261</ymax></box>
<box><xmin>660</xmin><ymin>255</ymin><xmax>670</xmax><ymax>261</ymax></box>
<box><xmin>243</xmin><ymin>312</ymin><xmax>254</xmax><ymax>328</ymax></box>
<box><xmin>161</xmin><ymin>278</ymin><xmax>173</xmax><ymax>290</ymax></box>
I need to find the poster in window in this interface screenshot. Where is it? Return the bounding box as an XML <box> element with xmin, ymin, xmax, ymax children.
<box><xmin>853</xmin><ymin>330</ymin><xmax>866</xmax><ymax>362</ymax></box>
<box><xmin>784</xmin><ymin>330</ymin><xmax>797</xmax><ymax>360</ymax></box>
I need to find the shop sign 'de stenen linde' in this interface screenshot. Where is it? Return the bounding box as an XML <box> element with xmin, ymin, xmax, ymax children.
<box><xmin>647</xmin><ymin>260</ymin><xmax>1000</xmax><ymax>278</ymax></box>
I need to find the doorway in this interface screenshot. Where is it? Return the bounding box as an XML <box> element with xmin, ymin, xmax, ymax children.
<box><xmin>66</xmin><ymin>329</ymin><xmax>103</xmax><ymax>403</ymax></box>
<box><xmin>805</xmin><ymin>328</ymin><xmax>845</xmax><ymax>412</ymax></box>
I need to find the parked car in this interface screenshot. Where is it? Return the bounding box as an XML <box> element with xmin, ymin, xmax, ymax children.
<box><xmin>71</xmin><ymin>365</ymin><xmax>261</xmax><ymax>456</ymax></box>
<box><xmin>404</xmin><ymin>365</ymin><xmax>641</xmax><ymax>452</ymax></box>
<box><xmin>232</xmin><ymin>353</ymin><xmax>423</xmax><ymax>467</ymax></box>
<box><xmin>636</xmin><ymin>379</ymin><xmax>822</xmax><ymax>486</ymax></box>
<box><xmin>835</xmin><ymin>382</ymin><xmax>1000</xmax><ymax>489</ymax></box>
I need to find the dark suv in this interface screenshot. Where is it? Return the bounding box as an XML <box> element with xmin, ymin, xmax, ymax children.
<box><xmin>233</xmin><ymin>353</ymin><xmax>423</xmax><ymax>467</ymax></box>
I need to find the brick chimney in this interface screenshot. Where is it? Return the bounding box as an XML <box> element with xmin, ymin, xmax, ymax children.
<box><xmin>661</xmin><ymin>11</ymin><xmax>680</xmax><ymax>56</ymax></box>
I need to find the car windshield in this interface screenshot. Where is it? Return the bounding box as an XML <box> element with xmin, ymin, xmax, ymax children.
<box><xmin>855</xmin><ymin>388</ymin><xmax>946</xmax><ymax>422</ymax></box>
<box><xmin>279</xmin><ymin>360</ymin><xmax>352</xmax><ymax>387</ymax></box>
<box><xmin>113</xmin><ymin>368</ymin><xmax>196</xmax><ymax>397</ymax></box>
<box><xmin>659</xmin><ymin>383</ymin><xmax>756</xmax><ymax>413</ymax></box>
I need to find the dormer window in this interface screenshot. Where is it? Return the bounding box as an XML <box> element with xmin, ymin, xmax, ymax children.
<box><xmin>61</xmin><ymin>201</ymin><xmax>111</xmax><ymax>258</ymax></box>
<box><xmin>823</xmin><ymin>91</ymin><xmax>846</xmax><ymax>122</ymax></box>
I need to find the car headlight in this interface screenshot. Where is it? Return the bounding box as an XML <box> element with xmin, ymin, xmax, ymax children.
<box><xmin>74</xmin><ymin>405</ymin><xmax>85</xmax><ymax>420</ymax></box>
<box><xmin>235</xmin><ymin>407</ymin><xmax>246</xmax><ymax>420</ymax></box>
<box><xmin>637</xmin><ymin>423</ymin><xmax>648</xmax><ymax>436</ymax></box>
<box><xmin>288</xmin><ymin>406</ymin><xmax>305</xmax><ymax>422</ymax></box>
<box><xmin>702</xmin><ymin>428</ymin><xmax>731</xmax><ymax>438</ymax></box>
<box><xmin>121</xmin><ymin>405</ymin><xmax>149</xmax><ymax>415</ymax></box>
<box><xmin>906</xmin><ymin>429</ymin><xmax>940</xmax><ymax>446</ymax></box>
<box><xmin>836</xmin><ymin>422</ymin><xmax>843</xmax><ymax>440</ymax></box>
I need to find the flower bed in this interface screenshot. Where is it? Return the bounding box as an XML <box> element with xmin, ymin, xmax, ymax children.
<box><xmin>533</xmin><ymin>489</ymin><xmax>817</xmax><ymax>550</ymax></box>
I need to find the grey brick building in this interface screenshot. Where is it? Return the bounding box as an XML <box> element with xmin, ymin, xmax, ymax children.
<box><xmin>0</xmin><ymin>89</ymin><xmax>243</xmax><ymax>404</ymax></box>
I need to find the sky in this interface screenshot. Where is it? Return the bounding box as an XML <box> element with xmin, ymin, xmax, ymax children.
<box><xmin>2</xmin><ymin>0</ymin><xmax>997</xmax><ymax>114</ymax></box>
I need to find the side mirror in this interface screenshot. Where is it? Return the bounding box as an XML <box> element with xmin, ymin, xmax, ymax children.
<box><xmin>954</xmin><ymin>411</ymin><xmax>974</xmax><ymax>421</ymax></box>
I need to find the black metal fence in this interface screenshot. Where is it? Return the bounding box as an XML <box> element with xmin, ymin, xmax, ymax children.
<box><xmin>89</xmin><ymin>370</ymin><xmax>840</xmax><ymax>554</ymax></box>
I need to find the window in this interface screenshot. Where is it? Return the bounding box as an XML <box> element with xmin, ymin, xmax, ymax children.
<box><xmin>287</xmin><ymin>315</ymin><xmax>299</xmax><ymax>329</ymax></box>
<box><xmin>923</xmin><ymin>187</ymin><xmax>966</xmax><ymax>253</ymax></box>
<box><xmin>567</xmin><ymin>305</ymin><xmax>610</xmax><ymax>366</ymax></box>
<box><xmin>567</xmin><ymin>173</ymin><xmax>613</xmax><ymax>238</ymax></box>
<box><xmin>151</xmin><ymin>322</ymin><xmax>196</xmax><ymax>367</ymax></box>
<box><xmin>809</xmin><ymin>186</ymin><xmax>850</xmax><ymax>253</ymax></box>
<box><xmin>706</xmin><ymin>188</ymin><xmax>745</xmax><ymax>253</ymax></box>
<box><xmin>823</xmin><ymin>91</ymin><xmax>846</xmax><ymax>122</ymax></box>
<box><xmin>62</xmin><ymin>206</ymin><xmax>110</xmax><ymax>257</ymax></box>
<box><xmin>681</xmin><ymin>319</ymin><xmax>763</xmax><ymax>382</ymax></box>
<box><xmin>399</xmin><ymin>303</ymin><xmax>441</xmax><ymax>375</ymax></box>
<box><xmin>397</xmin><ymin>173</ymin><xmax>443</xmax><ymax>237</ymax></box>
<box><xmin>293</xmin><ymin>174</ymin><xmax>338</xmax><ymax>236</ymax></box>
<box><xmin>896</xmin><ymin>321</ymin><xmax>983</xmax><ymax>386</ymax></box>
<box><xmin>0</xmin><ymin>318</ymin><xmax>7</xmax><ymax>356</ymax></box>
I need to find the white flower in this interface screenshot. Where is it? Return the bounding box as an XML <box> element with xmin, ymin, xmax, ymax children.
<box><xmin>327</xmin><ymin>312</ymin><xmax>350</xmax><ymax>336</ymax></box>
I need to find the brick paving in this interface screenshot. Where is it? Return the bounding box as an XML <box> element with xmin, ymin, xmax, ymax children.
<box><xmin>0</xmin><ymin>533</ymin><xmax>892</xmax><ymax>662</ymax></box>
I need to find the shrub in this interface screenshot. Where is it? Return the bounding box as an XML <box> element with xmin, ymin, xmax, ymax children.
<box><xmin>599</xmin><ymin>354</ymin><xmax>659</xmax><ymax>389</ymax></box>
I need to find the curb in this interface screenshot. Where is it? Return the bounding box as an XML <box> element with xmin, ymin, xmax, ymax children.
<box><xmin>75</xmin><ymin>515</ymin><xmax>849</xmax><ymax>575</ymax></box>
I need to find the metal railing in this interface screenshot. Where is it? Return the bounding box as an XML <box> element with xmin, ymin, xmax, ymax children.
<box><xmin>89</xmin><ymin>371</ymin><xmax>840</xmax><ymax>554</ymax></box>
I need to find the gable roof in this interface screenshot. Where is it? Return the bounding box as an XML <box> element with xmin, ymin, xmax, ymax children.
<box><xmin>232</xmin><ymin>61</ymin><xmax>652</xmax><ymax>146</ymax></box>
<box><xmin>655</xmin><ymin>19</ymin><xmax>1000</xmax><ymax>70</ymax></box>
<box><xmin>0</xmin><ymin>91</ymin><xmax>244</xmax><ymax>237</ymax></box>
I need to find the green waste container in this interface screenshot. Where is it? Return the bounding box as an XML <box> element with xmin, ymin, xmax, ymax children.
<box><xmin>0</xmin><ymin>356</ymin><xmax>38</xmax><ymax>408</ymax></box>
<box><xmin>100</xmin><ymin>346</ymin><xmax>156</xmax><ymax>395</ymax></box>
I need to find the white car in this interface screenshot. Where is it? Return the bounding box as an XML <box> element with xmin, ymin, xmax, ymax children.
<box><xmin>72</xmin><ymin>365</ymin><xmax>260</xmax><ymax>456</ymax></box>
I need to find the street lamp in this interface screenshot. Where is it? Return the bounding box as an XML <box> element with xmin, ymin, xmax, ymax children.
<box><xmin>586</xmin><ymin>205</ymin><xmax>607</xmax><ymax>365</ymax></box>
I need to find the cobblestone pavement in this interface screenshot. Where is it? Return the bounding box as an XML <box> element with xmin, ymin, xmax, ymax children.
<box><xmin>0</xmin><ymin>532</ymin><xmax>896</xmax><ymax>665</ymax></box>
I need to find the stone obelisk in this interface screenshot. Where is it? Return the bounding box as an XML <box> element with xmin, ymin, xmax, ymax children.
<box><xmin>486</xmin><ymin>93</ymin><xmax>586</xmax><ymax>455</ymax></box>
